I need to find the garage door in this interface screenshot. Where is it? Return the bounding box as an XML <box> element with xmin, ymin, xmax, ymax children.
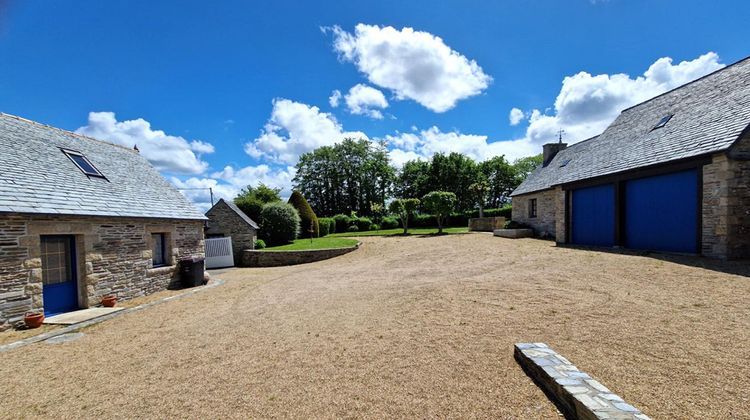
<box><xmin>571</xmin><ymin>184</ymin><xmax>615</xmax><ymax>247</ymax></box>
<box><xmin>624</xmin><ymin>169</ymin><xmax>698</xmax><ymax>253</ymax></box>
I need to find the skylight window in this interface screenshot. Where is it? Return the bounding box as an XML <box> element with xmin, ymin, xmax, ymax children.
<box><xmin>62</xmin><ymin>149</ymin><xmax>105</xmax><ymax>178</ymax></box>
<box><xmin>559</xmin><ymin>159</ymin><xmax>572</xmax><ymax>168</ymax></box>
<box><xmin>652</xmin><ymin>114</ymin><xmax>674</xmax><ymax>130</ymax></box>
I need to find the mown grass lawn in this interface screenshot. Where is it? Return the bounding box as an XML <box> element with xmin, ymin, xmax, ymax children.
<box><xmin>261</xmin><ymin>237</ymin><xmax>359</xmax><ymax>251</ymax></box>
<box><xmin>329</xmin><ymin>226</ymin><xmax>469</xmax><ymax>237</ymax></box>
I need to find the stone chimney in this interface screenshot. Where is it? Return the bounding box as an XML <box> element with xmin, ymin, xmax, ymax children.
<box><xmin>542</xmin><ymin>143</ymin><xmax>567</xmax><ymax>167</ymax></box>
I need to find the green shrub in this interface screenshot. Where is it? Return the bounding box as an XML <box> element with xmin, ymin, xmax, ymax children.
<box><xmin>288</xmin><ymin>190</ymin><xmax>319</xmax><ymax>238</ymax></box>
<box><xmin>234</xmin><ymin>197</ymin><xmax>264</xmax><ymax>224</ymax></box>
<box><xmin>371</xmin><ymin>223</ymin><xmax>380</xmax><ymax>231</ymax></box>
<box><xmin>318</xmin><ymin>217</ymin><xmax>333</xmax><ymax>236</ymax></box>
<box><xmin>347</xmin><ymin>225</ymin><xmax>359</xmax><ymax>232</ymax></box>
<box><xmin>332</xmin><ymin>214</ymin><xmax>350</xmax><ymax>233</ymax></box>
<box><xmin>498</xmin><ymin>205</ymin><xmax>512</xmax><ymax>219</ymax></box>
<box><xmin>410</xmin><ymin>213</ymin><xmax>434</xmax><ymax>227</ymax></box>
<box><xmin>260</xmin><ymin>202</ymin><xmax>300</xmax><ymax>246</ymax></box>
<box><xmin>254</xmin><ymin>239</ymin><xmax>266</xmax><ymax>249</ymax></box>
<box><xmin>354</xmin><ymin>217</ymin><xmax>372</xmax><ymax>231</ymax></box>
<box><xmin>381</xmin><ymin>217</ymin><xmax>399</xmax><ymax>229</ymax></box>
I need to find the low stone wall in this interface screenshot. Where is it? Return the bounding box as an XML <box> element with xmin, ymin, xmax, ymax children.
<box><xmin>468</xmin><ymin>216</ymin><xmax>506</xmax><ymax>232</ymax></box>
<box><xmin>241</xmin><ymin>243</ymin><xmax>359</xmax><ymax>267</ymax></box>
<box><xmin>493</xmin><ymin>229</ymin><xmax>534</xmax><ymax>238</ymax></box>
<box><xmin>514</xmin><ymin>343</ymin><xmax>649</xmax><ymax>419</ymax></box>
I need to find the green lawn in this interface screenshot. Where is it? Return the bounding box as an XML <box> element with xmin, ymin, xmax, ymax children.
<box><xmin>329</xmin><ymin>226</ymin><xmax>469</xmax><ymax>237</ymax></box>
<box><xmin>261</xmin><ymin>237</ymin><xmax>359</xmax><ymax>251</ymax></box>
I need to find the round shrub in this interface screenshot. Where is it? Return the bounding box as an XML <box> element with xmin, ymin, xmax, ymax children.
<box><xmin>260</xmin><ymin>202</ymin><xmax>300</xmax><ymax>246</ymax></box>
<box><xmin>288</xmin><ymin>190</ymin><xmax>319</xmax><ymax>238</ymax></box>
<box><xmin>254</xmin><ymin>239</ymin><xmax>266</xmax><ymax>249</ymax></box>
<box><xmin>371</xmin><ymin>223</ymin><xmax>380</xmax><ymax>231</ymax></box>
<box><xmin>354</xmin><ymin>217</ymin><xmax>372</xmax><ymax>231</ymax></box>
<box><xmin>347</xmin><ymin>225</ymin><xmax>359</xmax><ymax>232</ymax></box>
<box><xmin>333</xmin><ymin>214</ymin><xmax>350</xmax><ymax>233</ymax></box>
<box><xmin>234</xmin><ymin>197</ymin><xmax>264</xmax><ymax>224</ymax></box>
<box><xmin>381</xmin><ymin>216</ymin><xmax>399</xmax><ymax>229</ymax></box>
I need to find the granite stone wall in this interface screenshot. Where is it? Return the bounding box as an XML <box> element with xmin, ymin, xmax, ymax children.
<box><xmin>468</xmin><ymin>217</ymin><xmax>506</xmax><ymax>232</ymax></box>
<box><xmin>0</xmin><ymin>214</ymin><xmax>204</xmax><ymax>330</ymax></box>
<box><xmin>205</xmin><ymin>201</ymin><xmax>257</xmax><ymax>264</ymax></box>
<box><xmin>242</xmin><ymin>244</ymin><xmax>358</xmax><ymax>267</ymax></box>
<box><xmin>511</xmin><ymin>188</ymin><xmax>561</xmax><ymax>238</ymax></box>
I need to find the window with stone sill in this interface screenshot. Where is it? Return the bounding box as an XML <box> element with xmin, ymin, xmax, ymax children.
<box><xmin>152</xmin><ymin>233</ymin><xmax>167</xmax><ymax>267</ymax></box>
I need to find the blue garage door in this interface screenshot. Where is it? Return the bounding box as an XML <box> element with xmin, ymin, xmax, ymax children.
<box><xmin>571</xmin><ymin>184</ymin><xmax>615</xmax><ymax>247</ymax></box>
<box><xmin>625</xmin><ymin>170</ymin><xmax>698</xmax><ymax>253</ymax></box>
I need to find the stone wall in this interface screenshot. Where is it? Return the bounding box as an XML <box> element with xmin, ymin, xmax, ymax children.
<box><xmin>205</xmin><ymin>201</ymin><xmax>257</xmax><ymax>264</ymax></box>
<box><xmin>242</xmin><ymin>244</ymin><xmax>359</xmax><ymax>267</ymax></box>
<box><xmin>0</xmin><ymin>214</ymin><xmax>204</xmax><ymax>330</ymax></box>
<box><xmin>468</xmin><ymin>217</ymin><xmax>506</xmax><ymax>232</ymax></box>
<box><xmin>511</xmin><ymin>188</ymin><xmax>560</xmax><ymax>238</ymax></box>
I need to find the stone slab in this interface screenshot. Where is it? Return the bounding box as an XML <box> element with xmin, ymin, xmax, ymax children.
<box><xmin>43</xmin><ymin>307</ymin><xmax>125</xmax><ymax>325</ymax></box>
<box><xmin>514</xmin><ymin>342</ymin><xmax>650</xmax><ymax>420</ymax></box>
<box><xmin>493</xmin><ymin>228</ymin><xmax>534</xmax><ymax>238</ymax></box>
<box><xmin>46</xmin><ymin>332</ymin><xmax>84</xmax><ymax>344</ymax></box>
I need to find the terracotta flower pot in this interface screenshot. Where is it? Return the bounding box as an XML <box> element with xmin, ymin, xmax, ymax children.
<box><xmin>24</xmin><ymin>312</ymin><xmax>44</xmax><ymax>329</ymax></box>
<box><xmin>102</xmin><ymin>295</ymin><xmax>117</xmax><ymax>307</ymax></box>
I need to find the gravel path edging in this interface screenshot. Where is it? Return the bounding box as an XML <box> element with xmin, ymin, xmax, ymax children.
<box><xmin>514</xmin><ymin>343</ymin><xmax>650</xmax><ymax>419</ymax></box>
<box><xmin>0</xmin><ymin>279</ymin><xmax>225</xmax><ymax>353</ymax></box>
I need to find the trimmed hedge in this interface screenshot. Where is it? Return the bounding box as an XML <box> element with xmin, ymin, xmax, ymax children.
<box><xmin>347</xmin><ymin>225</ymin><xmax>359</xmax><ymax>232</ymax></box>
<box><xmin>353</xmin><ymin>217</ymin><xmax>372</xmax><ymax>231</ymax></box>
<box><xmin>318</xmin><ymin>217</ymin><xmax>334</xmax><ymax>237</ymax></box>
<box><xmin>381</xmin><ymin>217</ymin><xmax>399</xmax><ymax>229</ymax></box>
<box><xmin>332</xmin><ymin>214</ymin><xmax>350</xmax><ymax>233</ymax></box>
<box><xmin>288</xmin><ymin>191</ymin><xmax>319</xmax><ymax>238</ymax></box>
<box><xmin>254</xmin><ymin>239</ymin><xmax>266</xmax><ymax>249</ymax></box>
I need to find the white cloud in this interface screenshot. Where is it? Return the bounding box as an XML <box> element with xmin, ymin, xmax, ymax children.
<box><xmin>384</xmin><ymin>53</ymin><xmax>724</xmax><ymax>167</ymax></box>
<box><xmin>383</xmin><ymin>126</ymin><xmax>536</xmax><ymax>167</ymax></box>
<box><xmin>509</xmin><ymin>107</ymin><xmax>525</xmax><ymax>126</ymax></box>
<box><xmin>244</xmin><ymin>98</ymin><xmax>367</xmax><ymax>164</ymax></box>
<box><xmin>328</xmin><ymin>24</ymin><xmax>491</xmax><ymax>113</ymax></box>
<box><xmin>329</xmin><ymin>89</ymin><xmax>342</xmax><ymax>107</ymax></box>
<box><xmin>171</xmin><ymin>164</ymin><xmax>297</xmax><ymax>213</ymax></box>
<box><xmin>522</xmin><ymin>52</ymin><xmax>724</xmax><ymax>145</ymax></box>
<box><xmin>344</xmin><ymin>84</ymin><xmax>389</xmax><ymax>119</ymax></box>
<box><xmin>75</xmin><ymin>112</ymin><xmax>213</xmax><ymax>175</ymax></box>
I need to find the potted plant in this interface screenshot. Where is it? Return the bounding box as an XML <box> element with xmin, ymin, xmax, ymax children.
<box><xmin>101</xmin><ymin>295</ymin><xmax>117</xmax><ymax>307</ymax></box>
<box><xmin>24</xmin><ymin>312</ymin><xmax>44</xmax><ymax>329</ymax></box>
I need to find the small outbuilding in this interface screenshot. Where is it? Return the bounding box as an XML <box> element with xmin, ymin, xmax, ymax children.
<box><xmin>205</xmin><ymin>199</ymin><xmax>259</xmax><ymax>264</ymax></box>
<box><xmin>0</xmin><ymin>113</ymin><xmax>206</xmax><ymax>330</ymax></box>
<box><xmin>511</xmin><ymin>57</ymin><xmax>750</xmax><ymax>260</ymax></box>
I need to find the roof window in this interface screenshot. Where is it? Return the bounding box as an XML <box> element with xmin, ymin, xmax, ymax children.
<box><xmin>652</xmin><ymin>114</ymin><xmax>673</xmax><ymax>130</ymax></box>
<box><xmin>559</xmin><ymin>159</ymin><xmax>572</xmax><ymax>168</ymax></box>
<box><xmin>62</xmin><ymin>149</ymin><xmax>105</xmax><ymax>178</ymax></box>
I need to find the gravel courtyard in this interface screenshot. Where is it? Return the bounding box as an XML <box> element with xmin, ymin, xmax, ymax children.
<box><xmin>1</xmin><ymin>233</ymin><xmax>749</xmax><ymax>418</ymax></box>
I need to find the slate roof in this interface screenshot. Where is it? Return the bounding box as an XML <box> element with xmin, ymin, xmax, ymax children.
<box><xmin>210</xmin><ymin>199</ymin><xmax>259</xmax><ymax>229</ymax></box>
<box><xmin>512</xmin><ymin>56</ymin><xmax>750</xmax><ymax>196</ymax></box>
<box><xmin>0</xmin><ymin>113</ymin><xmax>207</xmax><ymax>220</ymax></box>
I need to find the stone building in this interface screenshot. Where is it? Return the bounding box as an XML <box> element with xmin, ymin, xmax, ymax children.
<box><xmin>0</xmin><ymin>113</ymin><xmax>206</xmax><ymax>330</ymax></box>
<box><xmin>205</xmin><ymin>198</ymin><xmax>258</xmax><ymax>264</ymax></box>
<box><xmin>511</xmin><ymin>56</ymin><xmax>750</xmax><ymax>260</ymax></box>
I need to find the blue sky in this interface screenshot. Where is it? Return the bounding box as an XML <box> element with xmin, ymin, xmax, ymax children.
<box><xmin>1</xmin><ymin>0</ymin><xmax>748</xmax><ymax>208</ymax></box>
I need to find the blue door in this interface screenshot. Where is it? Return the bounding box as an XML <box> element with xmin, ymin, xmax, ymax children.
<box><xmin>41</xmin><ymin>235</ymin><xmax>79</xmax><ymax>316</ymax></box>
<box><xmin>571</xmin><ymin>184</ymin><xmax>616</xmax><ymax>247</ymax></box>
<box><xmin>625</xmin><ymin>170</ymin><xmax>698</xmax><ymax>253</ymax></box>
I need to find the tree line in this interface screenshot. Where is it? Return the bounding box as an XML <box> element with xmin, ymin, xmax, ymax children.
<box><xmin>292</xmin><ymin>137</ymin><xmax>542</xmax><ymax>217</ymax></box>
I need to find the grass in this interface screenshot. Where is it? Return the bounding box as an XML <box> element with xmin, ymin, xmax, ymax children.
<box><xmin>261</xmin><ymin>237</ymin><xmax>359</xmax><ymax>251</ymax></box>
<box><xmin>329</xmin><ymin>226</ymin><xmax>469</xmax><ymax>237</ymax></box>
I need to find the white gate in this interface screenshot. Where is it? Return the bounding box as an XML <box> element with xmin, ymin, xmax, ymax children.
<box><xmin>205</xmin><ymin>237</ymin><xmax>234</xmax><ymax>268</ymax></box>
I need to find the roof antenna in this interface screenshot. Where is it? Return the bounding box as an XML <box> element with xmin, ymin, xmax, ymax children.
<box><xmin>557</xmin><ymin>129</ymin><xmax>565</xmax><ymax>144</ymax></box>
<box><xmin>133</xmin><ymin>144</ymin><xmax>139</xmax><ymax>153</ymax></box>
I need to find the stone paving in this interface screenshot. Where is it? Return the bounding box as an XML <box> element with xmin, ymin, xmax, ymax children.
<box><xmin>514</xmin><ymin>343</ymin><xmax>650</xmax><ymax>420</ymax></box>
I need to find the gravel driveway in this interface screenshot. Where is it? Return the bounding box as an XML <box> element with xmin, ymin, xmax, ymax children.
<box><xmin>1</xmin><ymin>233</ymin><xmax>749</xmax><ymax>418</ymax></box>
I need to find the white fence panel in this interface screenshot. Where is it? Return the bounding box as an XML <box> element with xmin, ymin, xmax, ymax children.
<box><xmin>205</xmin><ymin>237</ymin><xmax>234</xmax><ymax>268</ymax></box>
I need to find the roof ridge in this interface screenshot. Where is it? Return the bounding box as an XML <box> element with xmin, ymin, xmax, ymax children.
<box><xmin>620</xmin><ymin>54</ymin><xmax>750</xmax><ymax>113</ymax></box>
<box><xmin>0</xmin><ymin>112</ymin><xmax>138</xmax><ymax>152</ymax></box>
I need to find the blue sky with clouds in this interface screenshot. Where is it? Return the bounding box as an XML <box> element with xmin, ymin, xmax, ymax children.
<box><xmin>1</xmin><ymin>0</ymin><xmax>748</xmax><ymax>209</ymax></box>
